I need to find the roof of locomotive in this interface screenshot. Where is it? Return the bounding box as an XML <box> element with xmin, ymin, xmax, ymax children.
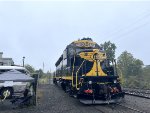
<box><xmin>67</xmin><ymin>38</ymin><xmax>100</xmax><ymax>49</ymax></box>
<box><xmin>55</xmin><ymin>38</ymin><xmax>102</xmax><ymax>66</ymax></box>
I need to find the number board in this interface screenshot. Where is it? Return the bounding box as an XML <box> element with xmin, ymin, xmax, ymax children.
<box><xmin>75</xmin><ymin>41</ymin><xmax>96</xmax><ymax>48</ymax></box>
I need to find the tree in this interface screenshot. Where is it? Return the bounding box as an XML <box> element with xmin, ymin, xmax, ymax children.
<box><xmin>117</xmin><ymin>51</ymin><xmax>143</xmax><ymax>87</ymax></box>
<box><xmin>100</xmin><ymin>41</ymin><xmax>117</xmax><ymax>60</ymax></box>
<box><xmin>35</xmin><ymin>69</ymin><xmax>44</xmax><ymax>78</ymax></box>
<box><xmin>117</xmin><ymin>51</ymin><xmax>143</xmax><ymax>77</ymax></box>
<box><xmin>25</xmin><ymin>64</ymin><xmax>35</xmax><ymax>74</ymax></box>
<box><xmin>141</xmin><ymin>66</ymin><xmax>150</xmax><ymax>88</ymax></box>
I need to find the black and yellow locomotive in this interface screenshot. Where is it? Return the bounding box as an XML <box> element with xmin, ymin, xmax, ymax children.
<box><xmin>53</xmin><ymin>38</ymin><xmax>124</xmax><ymax>104</ymax></box>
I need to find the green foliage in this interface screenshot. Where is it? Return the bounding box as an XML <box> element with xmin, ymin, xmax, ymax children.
<box><xmin>117</xmin><ymin>51</ymin><xmax>143</xmax><ymax>77</ymax></box>
<box><xmin>36</xmin><ymin>69</ymin><xmax>52</xmax><ymax>78</ymax></box>
<box><xmin>141</xmin><ymin>66</ymin><xmax>150</xmax><ymax>88</ymax></box>
<box><xmin>35</xmin><ymin>69</ymin><xmax>44</xmax><ymax>78</ymax></box>
<box><xmin>25</xmin><ymin>64</ymin><xmax>35</xmax><ymax>74</ymax></box>
<box><xmin>24</xmin><ymin>64</ymin><xmax>53</xmax><ymax>84</ymax></box>
<box><xmin>100</xmin><ymin>42</ymin><xmax>150</xmax><ymax>89</ymax></box>
<box><xmin>116</xmin><ymin>51</ymin><xmax>150</xmax><ymax>88</ymax></box>
<box><xmin>38</xmin><ymin>71</ymin><xmax>53</xmax><ymax>84</ymax></box>
<box><xmin>100</xmin><ymin>41</ymin><xmax>117</xmax><ymax>60</ymax></box>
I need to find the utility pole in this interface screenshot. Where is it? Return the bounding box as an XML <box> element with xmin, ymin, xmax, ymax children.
<box><xmin>23</xmin><ymin>56</ymin><xmax>25</xmax><ymax>67</ymax></box>
<box><xmin>49</xmin><ymin>68</ymin><xmax>51</xmax><ymax>84</ymax></box>
<box><xmin>43</xmin><ymin>62</ymin><xmax>44</xmax><ymax>72</ymax></box>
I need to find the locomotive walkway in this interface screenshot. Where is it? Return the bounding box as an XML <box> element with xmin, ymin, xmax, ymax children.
<box><xmin>0</xmin><ymin>84</ymin><xmax>150</xmax><ymax>113</ymax></box>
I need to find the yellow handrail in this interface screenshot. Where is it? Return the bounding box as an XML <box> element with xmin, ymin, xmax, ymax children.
<box><xmin>76</xmin><ymin>60</ymin><xmax>85</xmax><ymax>89</ymax></box>
<box><xmin>72</xmin><ymin>54</ymin><xmax>76</xmax><ymax>87</ymax></box>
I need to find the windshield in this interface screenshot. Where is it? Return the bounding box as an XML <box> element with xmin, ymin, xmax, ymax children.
<box><xmin>0</xmin><ymin>69</ymin><xmax>29</xmax><ymax>75</ymax></box>
<box><xmin>76</xmin><ymin>48</ymin><xmax>94</xmax><ymax>54</ymax></box>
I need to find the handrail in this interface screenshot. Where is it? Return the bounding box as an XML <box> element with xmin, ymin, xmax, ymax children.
<box><xmin>71</xmin><ymin>54</ymin><xmax>76</xmax><ymax>87</ymax></box>
<box><xmin>76</xmin><ymin>60</ymin><xmax>85</xmax><ymax>89</ymax></box>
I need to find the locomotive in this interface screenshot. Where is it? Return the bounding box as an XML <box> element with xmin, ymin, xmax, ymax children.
<box><xmin>53</xmin><ymin>38</ymin><xmax>124</xmax><ymax>104</ymax></box>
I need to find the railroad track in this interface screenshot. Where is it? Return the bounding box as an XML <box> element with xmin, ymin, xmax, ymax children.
<box><xmin>93</xmin><ymin>107</ymin><xmax>106</xmax><ymax>113</ymax></box>
<box><xmin>92</xmin><ymin>103</ymin><xmax>147</xmax><ymax>113</ymax></box>
<box><xmin>116</xmin><ymin>103</ymin><xmax>147</xmax><ymax>113</ymax></box>
<box><xmin>123</xmin><ymin>88</ymin><xmax>150</xmax><ymax>99</ymax></box>
<box><xmin>125</xmin><ymin>92</ymin><xmax>150</xmax><ymax>99</ymax></box>
<box><xmin>123</xmin><ymin>88</ymin><xmax>150</xmax><ymax>94</ymax></box>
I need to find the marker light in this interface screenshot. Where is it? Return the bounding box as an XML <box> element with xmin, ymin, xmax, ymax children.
<box><xmin>84</xmin><ymin>89</ymin><xmax>93</xmax><ymax>94</ymax></box>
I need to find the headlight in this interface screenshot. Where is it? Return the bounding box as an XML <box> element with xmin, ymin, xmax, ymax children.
<box><xmin>114</xmin><ymin>80</ymin><xmax>117</xmax><ymax>83</ymax></box>
<box><xmin>88</xmin><ymin>81</ymin><xmax>92</xmax><ymax>84</ymax></box>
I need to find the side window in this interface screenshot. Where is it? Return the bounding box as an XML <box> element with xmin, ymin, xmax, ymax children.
<box><xmin>68</xmin><ymin>48</ymin><xmax>74</xmax><ymax>56</ymax></box>
<box><xmin>0</xmin><ymin>69</ymin><xmax>11</xmax><ymax>74</ymax></box>
<box><xmin>63</xmin><ymin>49</ymin><xmax>68</xmax><ymax>67</ymax></box>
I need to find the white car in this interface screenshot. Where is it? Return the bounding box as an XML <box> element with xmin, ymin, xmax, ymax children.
<box><xmin>0</xmin><ymin>66</ymin><xmax>34</xmax><ymax>100</ymax></box>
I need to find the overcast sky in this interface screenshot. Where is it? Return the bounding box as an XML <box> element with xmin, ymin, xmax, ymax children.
<box><xmin>0</xmin><ymin>1</ymin><xmax>150</xmax><ymax>72</ymax></box>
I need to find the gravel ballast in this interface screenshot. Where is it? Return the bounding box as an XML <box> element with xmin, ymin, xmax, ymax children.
<box><xmin>0</xmin><ymin>84</ymin><xmax>150</xmax><ymax>113</ymax></box>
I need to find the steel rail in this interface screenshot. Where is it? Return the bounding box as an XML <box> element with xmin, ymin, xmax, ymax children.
<box><xmin>116</xmin><ymin>103</ymin><xmax>147</xmax><ymax>113</ymax></box>
<box><xmin>125</xmin><ymin>92</ymin><xmax>150</xmax><ymax>99</ymax></box>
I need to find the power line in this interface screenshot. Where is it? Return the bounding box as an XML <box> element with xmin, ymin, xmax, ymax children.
<box><xmin>101</xmin><ymin>10</ymin><xmax>150</xmax><ymax>42</ymax></box>
<box><xmin>110</xmin><ymin>20</ymin><xmax>149</xmax><ymax>43</ymax></box>
<box><xmin>105</xmin><ymin>11</ymin><xmax>150</xmax><ymax>40</ymax></box>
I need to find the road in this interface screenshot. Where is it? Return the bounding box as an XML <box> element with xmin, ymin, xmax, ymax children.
<box><xmin>0</xmin><ymin>84</ymin><xmax>150</xmax><ymax>113</ymax></box>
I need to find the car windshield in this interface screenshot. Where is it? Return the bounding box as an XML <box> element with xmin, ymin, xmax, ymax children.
<box><xmin>16</xmin><ymin>69</ymin><xmax>29</xmax><ymax>74</ymax></box>
<box><xmin>0</xmin><ymin>69</ymin><xmax>29</xmax><ymax>75</ymax></box>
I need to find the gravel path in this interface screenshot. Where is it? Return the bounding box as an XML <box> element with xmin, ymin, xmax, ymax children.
<box><xmin>0</xmin><ymin>84</ymin><xmax>150</xmax><ymax>113</ymax></box>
